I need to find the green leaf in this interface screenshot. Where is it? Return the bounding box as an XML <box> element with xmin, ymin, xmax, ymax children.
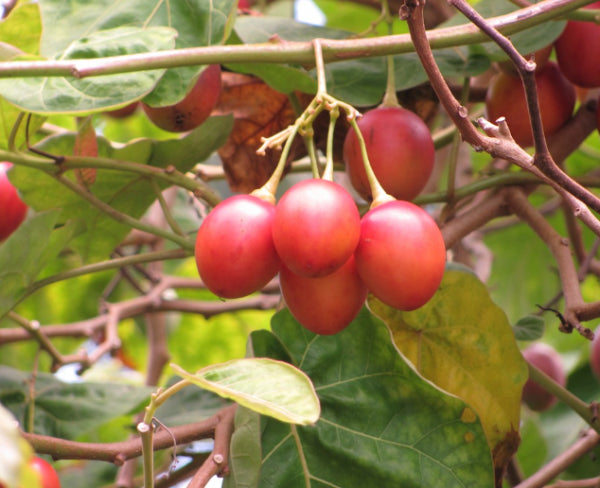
<box><xmin>0</xmin><ymin>2</ymin><xmax>42</xmax><ymax>56</ymax></box>
<box><xmin>10</xmin><ymin>115</ymin><xmax>232</xmax><ymax>262</ymax></box>
<box><xmin>0</xmin><ymin>27</ymin><xmax>176</xmax><ymax>114</ymax></box>
<box><xmin>235</xmin><ymin>308</ymin><xmax>494</xmax><ymax>488</ymax></box>
<box><xmin>0</xmin><ymin>211</ymin><xmax>84</xmax><ymax>318</ymax></box>
<box><xmin>0</xmin><ymin>366</ymin><xmax>153</xmax><ymax>439</ymax></box>
<box><xmin>171</xmin><ymin>358</ymin><xmax>320</xmax><ymax>425</ymax></box>
<box><xmin>514</xmin><ymin>315</ymin><xmax>546</xmax><ymax>341</ymax></box>
<box><xmin>154</xmin><ymin>376</ymin><xmax>231</xmax><ymax>426</ymax></box>
<box><xmin>368</xmin><ymin>270</ymin><xmax>528</xmax><ymax>473</ymax></box>
<box><xmin>222</xmin><ymin>406</ymin><xmax>262</xmax><ymax>488</ymax></box>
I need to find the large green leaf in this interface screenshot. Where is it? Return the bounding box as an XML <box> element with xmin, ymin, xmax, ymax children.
<box><xmin>0</xmin><ymin>27</ymin><xmax>176</xmax><ymax>114</ymax></box>
<box><xmin>172</xmin><ymin>358</ymin><xmax>320</xmax><ymax>425</ymax></box>
<box><xmin>368</xmin><ymin>270</ymin><xmax>528</xmax><ymax>473</ymax></box>
<box><xmin>227</xmin><ymin>308</ymin><xmax>494</xmax><ymax>488</ymax></box>
<box><xmin>0</xmin><ymin>366</ymin><xmax>153</xmax><ymax>439</ymax></box>
<box><xmin>0</xmin><ymin>211</ymin><xmax>84</xmax><ymax>318</ymax></box>
<box><xmin>9</xmin><ymin>115</ymin><xmax>232</xmax><ymax>262</ymax></box>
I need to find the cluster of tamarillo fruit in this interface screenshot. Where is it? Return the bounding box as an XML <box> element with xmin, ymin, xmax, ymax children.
<box><xmin>485</xmin><ymin>0</ymin><xmax>600</xmax><ymax>146</ymax></box>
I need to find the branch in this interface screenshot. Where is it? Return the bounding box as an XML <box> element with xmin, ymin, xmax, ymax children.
<box><xmin>0</xmin><ymin>0</ymin><xmax>590</xmax><ymax>79</ymax></box>
<box><xmin>515</xmin><ymin>429</ymin><xmax>600</xmax><ymax>488</ymax></box>
<box><xmin>22</xmin><ymin>405</ymin><xmax>237</xmax><ymax>464</ymax></box>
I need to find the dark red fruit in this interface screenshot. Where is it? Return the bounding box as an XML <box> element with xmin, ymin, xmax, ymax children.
<box><xmin>280</xmin><ymin>256</ymin><xmax>367</xmax><ymax>335</ymax></box>
<box><xmin>29</xmin><ymin>457</ymin><xmax>61</xmax><ymax>488</ymax></box>
<box><xmin>343</xmin><ymin>106</ymin><xmax>434</xmax><ymax>202</ymax></box>
<box><xmin>555</xmin><ymin>1</ymin><xmax>600</xmax><ymax>88</ymax></box>
<box><xmin>0</xmin><ymin>162</ymin><xmax>27</xmax><ymax>241</ymax></box>
<box><xmin>104</xmin><ymin>102</ymin><xmax>139</xmax><ymax>118</ymax></box>
<box><xmin>485</xmin><ymin>61</ymin><xmax>575</xmax><ymax>148</ymax></box>
<box><xmin>142</xmin><ymin>65</ymin><xmax>221</xmax><ymax>132</ymax></box>
<box><xmin>521</xmin><ymin>343</ymin><xmax>566</xmax><ymax>412</ymax></box>
<box><xmin>272</xmin><ymin>179</ymin><xmax>360</xmax><ymax>278</ymax></box>
<box><xmin>354</xmin><ymin>200</ymin><xmax>445</xmax><ymax>311</ymax></box>
<box><xmin>195</xmin><ymin>194</ymin><xmax>280</xmax><ymax>299</ymax></box>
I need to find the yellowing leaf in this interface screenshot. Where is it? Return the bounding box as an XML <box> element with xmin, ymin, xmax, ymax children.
<box><xmin>368</xmin><ymin>269</ymin><xmax>527</xmax><ymax>479</ymax></box>
<box><xmin>171</xmin><ymin>358</ymin><xmax>320</xmax><ymax>425</ymax></box>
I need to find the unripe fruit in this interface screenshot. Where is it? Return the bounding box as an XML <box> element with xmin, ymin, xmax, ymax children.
<box><xmin>142</xmin><ymin>65</ymin><xmax>221</xmax><ymax>132</ymax></box>
<box><xmin>0</xmin><ymin>162</ymin><xmax>27</xmax><ymax>241</ymax></box>
<box><xmin>485</xmin><ymin>61</ymin><xmax>575</xmax><ymax>148</ymax></box>
<box><xmin>521</xmin><ymin>342</ymin><xmax>566</xmax><ymax>412</ymax></box>
<box><xmin>555</xmin><ymin>1</ymin><xmax>600</xmax><ymax>88</ymax></box>
<box><xmin>195</xmin><ymin>194</ymin><xmax>280</xmax><ymax>299</ymax></box>
<box><xmin>280</xmin><ymin>256</ymin><xmax>367</xmax><ymax>335</ymax></box>
<box><xmin>343</xmin><ymin>106</ymin><xmax>435</xmax><ymax>202</ymax></box>
<box><xmin>272</xmin><ymin>179</ymin><xmax>360</xmax><ymax>278</ymax></box>
<box><xmin>29</xmin><ymin>457</ymin><xmax>61</xmax><ymax>488</ymax></box>
<box><xmin>354</xmin><ymin>200</ymin><xmax>446</xmax><ymax>311</ymax></box>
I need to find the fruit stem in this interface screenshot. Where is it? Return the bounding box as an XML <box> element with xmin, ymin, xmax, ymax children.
<box><xmin>527</xmin><ymin>361</ymin><xmax>600</xmax><ymax>432</ymax></box>
<box><xmin>445</xmin><ymin>77</ymin><xmax>470</xmax><ymax>205</ymax></box>
<box><xmin>253</xmin><ymin>122</ymin><xmax>302</xmax><ymax>203</ymax></box>
<box><xmin>302</xmin><ymin>129</ymin><xmax>321</xmax><ymax>178</ymax></box>
<box><xmin>347</xmin><ymin>116</ymin><xmax>395</xmax><ymax>208</ymax></box>
<box><xmin>321</xmin><ymin>103</ymin><xmax>339</xmax><ymax>182</ymax></box>
<box><xmin>380</xmin><ymin>2</ymin><xmax>400</xmax><ymax>109</ymax></box>
<box><xmin>313</xmin><ymin>39</ymin><xmax>327</xmax><ymax>96</ymax></box>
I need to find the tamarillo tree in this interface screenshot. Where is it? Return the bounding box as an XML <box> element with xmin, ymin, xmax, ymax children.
<box><xmin>1</xmin><ymin>1</ymin><xmax>600</xmax><ymax>487</ymax></box>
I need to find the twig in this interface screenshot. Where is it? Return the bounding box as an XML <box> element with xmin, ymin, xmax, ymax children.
<box><xmin>515</xmin><ymin>429</ymin><xmax>600</xmax><ymax>488</ymax></box>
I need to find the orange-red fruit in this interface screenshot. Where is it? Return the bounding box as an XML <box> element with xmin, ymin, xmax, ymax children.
<box><xmin>142</xmin><ymin>65</ymin><xmax>221</xmax><ymax>132</ymax></box>
<box><xmin>195</xmin><ymin>194</ymin><xmax>280</xmax><ymax>299</ymax></box>
<box><xmin>0</xmin><ymin>162</ymin><xmax>27</xmax><ymax>241</ymax></box>
<box><xmin>485</xmin><ymin>61</ymin><xmax>575</xmax><ymax>148</ymax></box>
<box><xmin>521</xmin><ymin>343</ymin><xmax>566</xmax><ymax>412</ymax></box>
<box><xmin>555</xmin><ymin>1</ymin><xmax>600</xmax><ymax>88</ymax></box>
<box><xmin>105</xmin><ymin>102</ymin><xmax>139</xmax><ymax>118</ymax></box>
<box><xmin>280</xmin><ymin>256</ymin><xmax>367</xmax><ymax>335</ymax></box>
<box><xmin>272</xmin><ymin>179</ymin><xmax>360</xmax><ymax>278</ymax></box>
<box><xmin>29</xmin><ymin>457</ymin><xmax>61</xmax><ymax>488</ymax></box>
<box><xmin>343</xmin><ymin>106</ymin><xmax>435</xmax><ymax>202</ymax></box>
<box><xmin>354</xmin><ymin>200</ymin><xmax>446</xmax><ymax>311</ymax></box>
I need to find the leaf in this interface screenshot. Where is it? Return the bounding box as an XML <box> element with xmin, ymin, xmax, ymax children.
<box><xmin>0</xmin><ymin>211</ymin><xmax>84</xmax><ymax>318</ymax></box>
<box><xmin>171</xmin><ymin>358</ymin><xmax>320</xmax><ymax>425</ymax></box>
<box><xmin>0</xmin><ymin>2</ymin><xmax>42</xmax><ymax>56</ymax></box>
<box><xmin>0</xmin><ymin>366</ymin><xmax>153</xmax><ymax>439</ymax></box>
<box><xmin>0</xmin><ymin>27</ymin><xmax>176</xmax><ymax>114</ymax></box>
<box><xmin>214</xmin><ymin>72</ymin><xmax>303</xmax><ymax>193</ymax></box>
<box><xmin>233</xmin><ymin>308</ymin><xmax>494</xmax><ymax>488</ymax></box>
<box><xmin>513</xmin><ymin>315</ymin><xmax>546</xmax><ymax>341</ymax></box>
<box><xmin>154</xmin><ymin>376</ymin><xmax>231</xmax><ymax>426</ymax></box>
<box><xmin>223</xmin><ymin>406</ymin><xmax>261</xmax><ymax>488</ymax></box>
<box><xmin>368</xmin><ymin>269</ymin><xmax>528</xmax><ymax>479</ymax></box>
<box><xmin>37</xmin><ymin>0</ymin><xmax>237</xmax><ymax>108</ymax></box>
<box><xmin>10</xmin><ymin>115</ymin><xmax>232</xmax><ymax>262</ymax></box>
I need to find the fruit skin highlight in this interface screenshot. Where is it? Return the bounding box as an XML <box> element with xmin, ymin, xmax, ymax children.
<box><xmin>343</xmin><ymin>106</ymin><xmax>435</xmax><ymax>202</ymax></box>
<box><xmin>521</xmin><ymin>342</ymin><xmax>566</xmax><ymax>412</ymax></box>
<box><xmin>485</xmin><ymin>61</ymin><xmax>575</xmax><ymax>148</ymax></box>
<box><xmin>195</xmin><ymin>194</ymin><xmax>280</xmax><ymax>299</ymax></box>
<box><xmin>354</xmin><ymin>200</ymin><xmax>446</xmax><ymax>311</ymax></box>
<box><xmin>280</xmin><ymin>256</ymin><xmax>367</xmax><ymax>335</ymax></box>
<box><xmin>0</xmin><ymin>162</ymin><xmax>27</xmax><ymax>241</ymax></box>
<box><xmin>142</xmin><ymin>65</ymin><xmax>221</xmax><ymax>132</ymax></box>
<box><xmin>272</xmin><ymin>178</ymin><xmax>360</xmax><ymax>278</ymax></box>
